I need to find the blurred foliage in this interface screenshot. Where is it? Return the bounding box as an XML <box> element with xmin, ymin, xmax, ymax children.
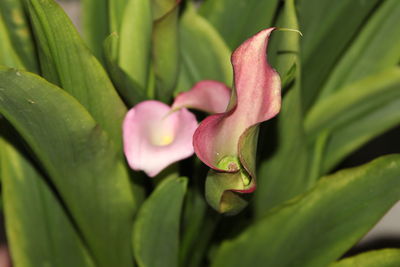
<box><xmin>0</xmin><ymin>0</ymin><xmax>399</xmax><ymax>266</ymax></box>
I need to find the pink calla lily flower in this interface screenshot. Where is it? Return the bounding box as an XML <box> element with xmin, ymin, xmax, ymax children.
<box><xmin>193</xmin><ymin>28</ymin><xmax>281</xmax><ymax>214</ymax></box>
<box><xmin>172</xmin><ymin>80</ymin><xmax>231</xmax><ymax>114</ymax></box>
<box><xmin>122</xmin><ymin>81</ymin><xmax>230</xmax><ymax>177</ymax></box>
<box><xmin>123</xmin><ymin>100</ymin><xmax>198</xmax><ymax>177</ymax></box>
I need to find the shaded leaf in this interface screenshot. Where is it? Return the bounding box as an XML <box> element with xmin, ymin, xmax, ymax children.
<box><xmin>133</xmin><ymin>176</ymin><xmax>187</xmax><ymax>267</ymax></box>
<box><xmin>305</xmin><ymin>68</ymin><xmax>400</xmax><ymax>172</ymax></box>
<box><xmin>104</xmin><ymin>33</ymin><xmax>147</xmax><ymax>106</ymax></box>
<box><xmin>306</xmin><ymin>68</ymin><xmax>400</xmax><ymax>137</ymax></box>
<box><xmin>109</xmin><ymin>0</ymin><xmax>129</xmax><ymax>34</ymax></box>
<box><xmin>298</xmin><ymin>0</ymin><xmax>381</xmax><ymax>109</ymax></box>
<box><xmin>323</xmin><ymin>97</ymin><xmax>400</xmax><ymax>172</ymax></box>
<box><xmin>0</xmin><ymin>14</ymin><xmax>24</xmax><ymax>68</ymax></box>
<box><xmin>152</xmin><ymin>2</ymin><xmax>180</xmax><ymax>102</ymax></box>
<box><xmin>0</xmin><ymin>68</ymin><xmax>136</xmax><ymax>267</ymax></box>
<box><xmin>119</xmin><ymin>0</ymin><xmax>152</xmax><ymax>91</ymax></box>
<box><xmin>200</xmin><ymin>0</ymin><xmax>279</xmax><ymax>50</ymax></box>
<box><xmin>0</xmin><ymin>0</ymin><xmax>38</xmax><ymax>72</ymax></box>
<box><xmin>175</xmin><ymin>4</ymin><xmax>232</xmax><ymax>94</ymax></box>
<box><xmin>318</xmin><ymin>0</ymin><xmax>400</xmax><ymax>100</ymax></box>
<box><xmin>0</xmin><ymin>129</ymin><xmax>95</xmax><ymax>267</ymax></box>
<box><xmin>81</xmin><ymin>0</ymin><xmax>108</xmax><ymax>60</ymax></box>
<box><xmin>179</xmin><ymin>185</ymin><xmax>209</xmax><ymax>267</ymax></box>
<box><xmin>213</xmin><ymin>154</ymin><xmax>400</xmax><ymax>267</ymax></box>
<box><xmin>255</xmin><ymin>0</ymin><xmax>311</xmax><ymax>218</ymax></box>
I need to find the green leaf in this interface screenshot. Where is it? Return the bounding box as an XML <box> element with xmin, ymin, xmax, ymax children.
<box><xmin>306</xmin><ymin>68</ymin><xmax>400</xmax><ymax>137</ymax></box>
<box><xmin>24</xmin><ymin>0</ymin><xmax>127</xmax><ymax>148</ymax></box>
<box><xmin>323</xmin><ymin>98</ymin><xmax>400</xmax><ymax>172</ymax></box>
<box><xmin>0</xmin><ymin>0</ymin><xmax>38</xmax><ymax>72</ymax></box>
<box><xmin>0</xmin><ymin>68</ymin><xmax>137</xmax><ymax>267</ymax></box>
<box><xmin>179</xmin><ymin>186</ymin><xmax>209</xmax><ymax>267</ymax></box>
<box><xmin>199</xmin><ymin>0</ymin><xmax>279</xmax><ymax>50</ymax></box>
<box><xmin>152</xmin><ymin>2</ymin><xmax>180</xmax><ymax>102</ymax></box>
<box><xmin>133</xmin><ymin>176</ymin><xmax>188</xmax><ymax>267</ymax></box>
<box><xmin>298</xmin><ymin>0</ymin><xmax>381</xmax><ymax>109</ymax></box>
<box><xmin>305</xmin><ymin>68</ymin><xmax>400</xmax><ymax>171</ymax></box>
<box><xmin>331</xmin><ymin>249</ymin><xmax>400</xmax><ymax>267</ymax></box>
<box><xmin>255</xmin><ymin>0</ymin><xmax>311</xmax><ymax>218</ymax></box>
<box><xmin>0</xmin><ymin>14</ymin><xmax>24</xmax><ymax>68</ymax></box>
<box><xmin>213</xmin><ymin>154</ymin><xmax>400</xmax><ymax>267</ymax></box>
<box><xmin>82</xmin><ymin>0</ymin><xmax>108</xmax><ymax>60</ymax></box>
<box><xmin>0</xmin><ymin>129</ymin><xmax>95</xmax><ymax>267</ymax></box>
<box><xmin>318</xmin><ymin>0</ymin><xmax>400</xmax><ymax>101</ymax></box>
<box><xmin>175</xmin><ymin>4</ymin><xmax>232</xmax><ymax>94</ymax></box>
<box><xmin>103</xmin><ymin>33</ymin><xmax>147</xmax><ymax>106</ymax></box>
<box><xmin>119</xmin><ymin>0</ymin><xmax>152</xmax><ymax>91</ymax></box>
<box><xmin>109</xmin><ymin>0</ymin><xmax>129</xmax><ymax>33</ymax></box>
<box><xmin>151</xmin><ymin>0</ymin><xmax>176</xmax><ymax>19</ymax></box>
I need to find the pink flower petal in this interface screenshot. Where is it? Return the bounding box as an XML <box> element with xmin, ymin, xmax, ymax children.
<box><xmin>171</xmin><ymin>80</ymin><xmax>231</xmax><ymax>114</ymax></box>
<box><xmin>193</xmin><ymin>28</ymin><xmax>281</xmax><ymax>170</ymax></box>
<box><xmin>123</xmin><ymin>100</ymin><xmax>198</xmax><ymax>177</ymax></box>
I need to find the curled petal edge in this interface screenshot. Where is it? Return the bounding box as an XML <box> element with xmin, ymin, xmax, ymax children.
<box><xmin>193</xmin><ymin>27</ymin><xmax>281</xmax><ymax>172</ymax></box>
<box><xmin>172</xmin><ymin>80</ymin><xmax>231</xmax><ymax>114</ymax></box>
<box><xmin>195</xmin><ymin>28</ymin><xmax>281</xmax><ymax>214</ymax></box>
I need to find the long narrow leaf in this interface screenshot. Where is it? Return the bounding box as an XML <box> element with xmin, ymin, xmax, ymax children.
<box><xmin>103</xmin><ymin>33</ymin><xmax>147</xmax><ymax>106</ymax></box>
<box><xmin>305</xmin><ymin>68</ymin><xmax>400</xmax><ymax>172</ymax></box>
<box><xmin>24</xmin><ymin>0</ymin><xmax>127</xmax><ymax>148</ymax></box>
<box><xmin>0</xmin><ymin>0</ymin><xmax>38</xmax><ymax>72</ymax></box>
<box><xmin>81</xmin><ymin>0</ymin><xmax>108</xmax><ymax>60</ymax></box>
<box><xmin>175</xmin><ymin>4</ymin><xmax>232</xmax><ymax>94</ymax></box>
<box><xmin>318</xmin><ymin>0</ymin><xmax>400</xmax><ymax>100</ymax></box>
<box><xmin>0</xmin><ymin>15</ymin><xmax>24</xmax><ymax>68</ymax></box>
<box><xmin>331</xmin><ymin>249</ymin><xmax>400</xmax><ymax>267</ymax></box>
<box><xmin>305</xmin><ymin>68</ymin><xmax>400</xmax><ymax>137</ymax></box>
<box><xmin>0</xmin><ymin>130</ymin><xmax>95</xmax><ymax>267</ymax></box>
<box><xmin>109</xmin><ymin>0</ymin><xmax>129</xmax><ymax>34</ymax></box>
<box><xmin>213</xmin><ymin>154</ymin><xmax>400</xmax><ymax>267</ymax></box>
<box><xmin>199</xmin><ymin>0</ymin><xmax>279</xmax><ymax>50</ymax></box>
<box><xmin>152</xmin><ymin>0</ymin><xmax>180</xmax><ymax>102</ymax></box>
<box><xmin>323</xmin><ymin>98</ymin><xmax>400</xmax><ymax>172</ymax></box>
<box><xmin>255</xmin><ymin>0</ymin><xmax>311</xmax><ymax>218</ymax></box>
<box><xmin>118</xmin><ymin>0</ymin><xmax>152</xmax><ymax>90</ymax></box>
<box><xmin>0</xmin><ymin>68</ymin><xmax>137</xmax><ymax>267</ymax></box>
<box><xmin>298</xmin><ymin>0</ymin><xmax>381</xmax><ymax>109</ymax></box>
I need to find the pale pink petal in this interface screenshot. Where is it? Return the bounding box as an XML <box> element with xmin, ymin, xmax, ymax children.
<box><xmin>193</xmin><ymin>28</ymin><xmax>281</xmax><ymax>170</ymax></box>
<box><xmin>172</xmin><ymin>80</ymin><xmax>231</xmax><ymax>114</ymax></box>
<box><xmin>123</xmin><ymin>100</ymin><xmax>198</xmax><ymax>177</ymax></box>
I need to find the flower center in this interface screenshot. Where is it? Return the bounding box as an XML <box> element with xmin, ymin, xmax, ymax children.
<box><xmin>217</xmin><ymin>156</ymin><xmax>251</xmax><ymax>186</ymax></box>
<box><xmin>160</xmin><ymin>135</ymin><xmax>173</xmax><ymax>146</ymax></box>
